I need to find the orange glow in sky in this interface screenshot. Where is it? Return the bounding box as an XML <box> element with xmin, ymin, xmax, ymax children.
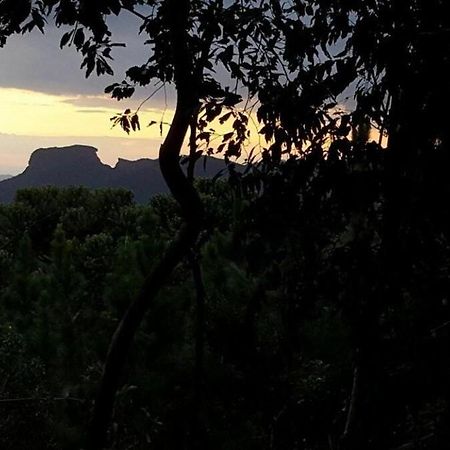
<box><xmin>0</xmin><ymin>87</ymin><xmax>174</xmax><ymax>173</ymax></box>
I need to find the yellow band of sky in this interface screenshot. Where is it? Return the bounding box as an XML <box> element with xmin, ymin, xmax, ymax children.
<box><xmin>0</xmin><ymin>87</ymin><xmax>172</xmax><ymax>139</ymax></box>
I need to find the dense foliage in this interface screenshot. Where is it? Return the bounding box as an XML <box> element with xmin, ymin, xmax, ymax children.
<box><xmin>0</xmin><ymin>138</ymin><xmax>449</xmax><ymax>449</ymax></box>
<box><xmin>1</xmin><ymin>1</ymin><xmax>450</xmax><ymax>449</ymax></box>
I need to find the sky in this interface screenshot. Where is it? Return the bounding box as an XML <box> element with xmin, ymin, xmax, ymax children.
<box><xmin>0</xmin><ymin>8</ymin><xmax>364</xmax><ymax>176</ymax></box>
<box><xmin>0</xmin><ymin>12</ymin><xmax>174</xmax><ymax>175</ymax></box>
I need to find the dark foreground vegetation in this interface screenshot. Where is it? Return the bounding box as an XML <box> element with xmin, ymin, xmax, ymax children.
<box><xmin>1</xmin><ymin>140</ymin><xmax>449</xmax><ymax>449</ymax></box>
<box><xmin>2</xmin><ymin>0</ymin><xmax>450</xmax><ymax>448</ymax></box>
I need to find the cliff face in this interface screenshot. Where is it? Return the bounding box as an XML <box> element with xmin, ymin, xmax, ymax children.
<box><xmin>0</xmin><ymin>145</ymin><xmax>227</xmax><ymax>203</ymax></box>
<box><xmin>23</xmin><ymin>145</ymin><xmax>113</xmax><ymax>185</ymax></box>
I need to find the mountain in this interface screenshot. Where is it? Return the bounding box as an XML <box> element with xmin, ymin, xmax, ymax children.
<box><xmin>0</xmin><ymin>145</ymin><xmax>229</xmax><ymax>203</ymax></box>
<box><xmin>0</xmin><ymin>175</ymin><xmax>12</xmax><ymax>181</ymax></box>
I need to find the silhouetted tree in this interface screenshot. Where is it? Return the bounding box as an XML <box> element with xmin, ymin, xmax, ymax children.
<box><xmin>0</xmin><ymin>1</ymin><xmax>292</xmax><ymax>446</ymax></box>
<box><xmin>2</xmin><ymin>2</ymin><xmax>450</xmax><ymax>449</ymax></box>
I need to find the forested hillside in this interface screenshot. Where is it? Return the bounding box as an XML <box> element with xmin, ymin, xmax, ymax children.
<box><xmin>0</xmin><ymin>145</ymin><xmax>228</xmax><ymax>203</ymax></box>
<box><xmin>1</xmin><ymin>143</ymin><xmax>449</xmax><ymax>448</ymax></box>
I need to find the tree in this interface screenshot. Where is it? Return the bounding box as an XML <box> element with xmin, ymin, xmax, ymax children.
<box><xmin>2</xmin><ymin>1</ymin><xmax>450</xmax><ymax>448</ymax></box>
<box><xmin>277</xmin><ymin>3</ymin><xmax>450</xmax><ymax>448</ymax></box>
<box><xmin>1</xmin><ymin>1</ymin><xmax>292</xmax><ymax>447</ymax></box>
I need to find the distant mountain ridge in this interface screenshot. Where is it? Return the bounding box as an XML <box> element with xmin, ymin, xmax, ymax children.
<box><xmin>0</xmin><ymin>145</ymin><xmax>228</xmax><ymax>203</ymax></box>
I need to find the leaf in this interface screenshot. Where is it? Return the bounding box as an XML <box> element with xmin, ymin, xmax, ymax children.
<box><xmin>31</xmin><ymin>9</ymin><xmax>45</xmax><ymax>33</ymax></box>
<box><xmin>85</xmin><ymin>58</ymin><xmax>95</xmax><ymax>78</ymax></box>
<box><xmin>222</xmin><ymin>132</ymin><xmax>234</xmax><ymax>142</ymax></box>
<box><xmin>103</xmin><ymin>47</ymin><xmax>112</xmax><ymax>59</ymax></box>
<box><xmin>217</xmin><ymin>45</ymin><xmax>234</xmax><ymax>66</ymax></box>
<box><xmin>109</xmin><ymin>0</ymin><xmax>121</xmax><ymax>15</ymax></box>
<box><xmin>219</xmin><ymin>112</ymin><xmax>232</xmax><ymax>124</ymax></box>
<box><xmin>60</xmin><ymin>31</ymin><xmax>73</xmax><ymax>49</ymax></box>
<box><xmin>104</xmin><ymin>83</ymin><xmax>119</xmax><ymax>94</ymax></box>
<box><xmin>130</xmin><ymin>114</ymin><xmax>140</xmax><ymax>132</ymax></box>
<box><xmin>120</xmin><ymin>116</ymin><xmax>130</xmax><ymax>134</ymax></box>
<box><xmin>74</xmin><ymin>28</ymin><xmax>85</xmax><ymax>48</ymax></box>
<box><xmin>197</xmin><ymin>131</ymin><xmax>211</xmax><ymax>141</ymax></box>
<box><xmin>222</xmin><ymin>92</ymin><xmax>242</xmax><ymax>107</ymax></box>
<box><xmin>228</xmin><ymin>61</ymin><xmax>243</xmax><ymax>79</ymax></box>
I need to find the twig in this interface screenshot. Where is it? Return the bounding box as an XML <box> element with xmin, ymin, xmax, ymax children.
<box><xmin>122</xmin><ymin>6</ymin><xmax>148</xmax><ymax>22</ymax></box>
<box><xmin>136</xmin><ymin>82</ymin><xmax>164</xmax><ymax>113</ymax></box>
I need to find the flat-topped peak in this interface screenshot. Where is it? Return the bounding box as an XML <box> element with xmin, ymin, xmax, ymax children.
<box><xmin>28</xmin><ymin>145</ymin><xmax>102</xmax><ymax>170</ymax></box>
<box><xmin>0</xmin><ymin>144</ymin><xmax>234</xmax><ymax>204</ymax></box>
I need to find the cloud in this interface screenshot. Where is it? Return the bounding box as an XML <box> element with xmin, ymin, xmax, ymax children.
<box><xmin>76</xmin><ymin>109</ymin><xmax>113</xmax><ymax>114</ymax></box>
<box><xmin>0</xmin><ymin>86</ymin><xmax>174</xmax><ymax>138</ymax></box>
<box><xmin>0</xmin><ymin>11</ymin><xmax>167</xmax><ymax>100</ymax></box>
<box><xmin>62</xmin><ymin>89</ymin><xmax>173</xmax><ymax>111</ymax></box>
<box><xmin>0</xmin><ymin>8</ymin><xmax>247</xmax><ymax>176</ymax></box>
<box><xmin>63</xmin><ymin>96</ymin><xmax>125</xmax><ymax>109</ymax></box>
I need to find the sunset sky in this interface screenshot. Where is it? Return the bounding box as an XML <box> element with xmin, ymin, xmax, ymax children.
<box><xmin>0</xmin><ymin>13</ymin><xmax>173</xmax><ymax>175</ymax></box>
<box><xmin>0</xmin><ymin>10</ymin><xmax>361</xmax><ymax>176</ymax></box>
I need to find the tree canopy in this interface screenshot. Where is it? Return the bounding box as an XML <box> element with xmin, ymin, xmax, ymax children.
<box><xmin>1</xmin><ymin>1</ymin><xmax>450</xmax><ymax>449</ymax></box>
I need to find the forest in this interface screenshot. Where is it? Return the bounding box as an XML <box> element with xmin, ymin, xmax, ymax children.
<box><xmin>1</xmin><ymin>1</ymin><xmax>450</xmax><ymax>449</ymax></box>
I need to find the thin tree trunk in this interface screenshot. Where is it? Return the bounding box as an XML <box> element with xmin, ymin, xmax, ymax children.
<box><xmin>87</xmin><ymin>224</ymin><xmax>201</xmax><ymax>449</ymax></box>
<box><xmin>87</xmin><ymin>1</ymin><xmax>204</xmax><ymax>447</ymax></box>
<box><xmin>188</xmin><ymin>250</ymin><xmax>207</xmax><ymax>449</ymax></box>
<box><xmin>340</xmin><ymin>366</ymin><xmax>362</xmax><ymax>450</ymax></box>
<box><xmin>187</xmin><ymin>108</ymin><xmax>200</xmax><ymax>182</ymax></box>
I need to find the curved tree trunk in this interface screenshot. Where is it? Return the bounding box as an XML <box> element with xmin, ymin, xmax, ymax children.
<box><xmin>87</xmin><ymin>1</ymin><xmax>204</xmax><ymax>447</ymax></box>
<box><xmin>87</xmin><ymin>222</ymin><xmax>200</xmax><ymax>449</ymax></box>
